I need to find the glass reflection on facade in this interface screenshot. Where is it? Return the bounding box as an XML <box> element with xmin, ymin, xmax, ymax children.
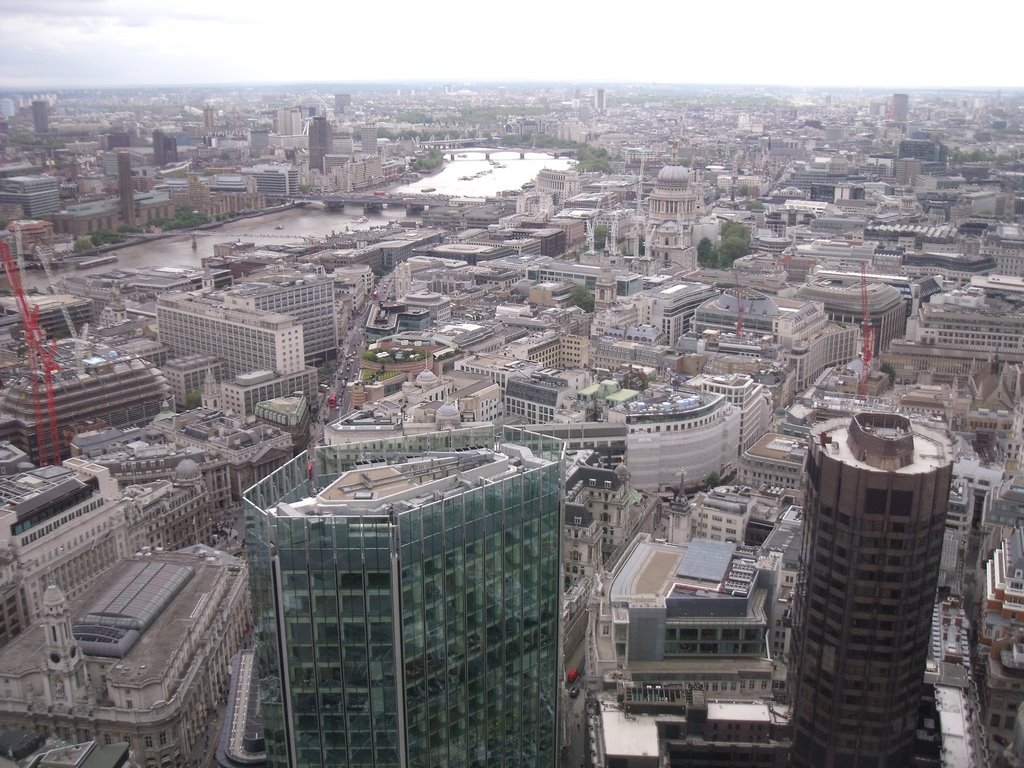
<box><xmin>243</xmin><ymin>426</ymin><xmax>563</xmax><ymax>768</ymax></box>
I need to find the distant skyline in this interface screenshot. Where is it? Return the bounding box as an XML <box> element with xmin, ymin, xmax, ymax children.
<box><xmin>2</xmin><ymin>0</ymin><xmax>1023</xmax><ymax>91</ymax></box>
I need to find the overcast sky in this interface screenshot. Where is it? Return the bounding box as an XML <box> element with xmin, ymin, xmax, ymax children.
<box><xmin>2</xmin><ymin>0</ymin><xmax>1022</xmax><ymax>91</ymax></box>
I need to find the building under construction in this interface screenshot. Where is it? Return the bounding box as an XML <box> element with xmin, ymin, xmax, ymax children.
<box><xmin>0</xmin><ymin>340</ymin><xmax>170</xmax><ymax>464</ymax></box>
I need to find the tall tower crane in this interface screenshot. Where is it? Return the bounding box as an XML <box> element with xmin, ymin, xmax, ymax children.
<box><xmin>858</xmin><ymin>263</ymin><xmax>874</xmax><ymax>400</ymax></box>
<box><xmin>0</xmin><ymin>241</ymin><xmax>61</xmax><ymax>465</ymax></box>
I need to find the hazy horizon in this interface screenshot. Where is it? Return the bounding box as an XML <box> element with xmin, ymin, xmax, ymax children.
<box><xmin>3</xmin><ymin>0</ymin><xmax>1022</xmax><ymax>92</ymax></box>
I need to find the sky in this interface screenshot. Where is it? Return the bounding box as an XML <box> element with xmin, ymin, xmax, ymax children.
<box><xmin>2</xmin><ymin>0</ymin><xmax>1022</xmax><ymax>91</ymax></box>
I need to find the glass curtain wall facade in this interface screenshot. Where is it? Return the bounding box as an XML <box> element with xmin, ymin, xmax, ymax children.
<box><xmin>243</xmin><ymin>426</ymin><xmax>564</xmax><ymax>768</ymax></box>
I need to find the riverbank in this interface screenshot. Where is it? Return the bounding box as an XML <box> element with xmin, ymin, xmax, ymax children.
<box><xmin>58</xmin><ymin>201</ymin><xmax>302</xmax><ymax>266</ymax></box>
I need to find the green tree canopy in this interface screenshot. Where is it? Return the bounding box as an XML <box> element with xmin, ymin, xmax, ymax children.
<box><xmin>697</xmin><ymin>237</ymin><xmax>718</xmax><ymax>267</ymax></box>
<box><xmin>718</xmin><ymin>221</ymin><xmax>750</xmax><ymax>266</ymax></box>
<box><xmin>569</xmin><ymin>285</ymin><xmax>595</xmax><ymax>312</ymax></box>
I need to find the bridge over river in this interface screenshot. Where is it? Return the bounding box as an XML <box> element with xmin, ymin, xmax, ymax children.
<box><xmin>293</xmin><ymin>191</ymin><xmax>457</xmax><ymax>213</ymax></box>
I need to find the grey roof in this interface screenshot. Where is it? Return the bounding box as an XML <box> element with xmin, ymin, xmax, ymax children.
<box><xmin>676</xmin><ymin>539</ymin><xmax>737</xmax><ymax>583</ymax></box>
<box><xmin>73</xmin><ymin>561</ymin><xmax>193</xmax><ymax>658</ymax></box>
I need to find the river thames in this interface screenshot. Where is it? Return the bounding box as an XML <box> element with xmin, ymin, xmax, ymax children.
<box><xmin>30</xmin><ymin>149</ymin><xmax>573</xmax><ymax>290</ymax></box>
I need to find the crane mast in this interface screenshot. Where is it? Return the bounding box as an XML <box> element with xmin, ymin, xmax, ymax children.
<box><xmin>0</xmin><ymin>241</ymin><xmax>61</xmax><ymax>465</ymax></box>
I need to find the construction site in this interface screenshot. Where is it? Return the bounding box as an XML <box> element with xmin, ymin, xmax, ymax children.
<box><xmin>0</xmin><ymin>241</ymin><xmax>171</xmax><ymax>465</ymax></box>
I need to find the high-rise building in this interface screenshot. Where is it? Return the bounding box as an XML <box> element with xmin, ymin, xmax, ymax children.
<box><xmin>334</xmin><ymin>93</ymin><xmax>352</xmax><ymax>113</ymax></box>
<box><xmin>117</xmin><ymin>150</ymin><xmax>135</xmax><ymax>228</ymax></box>
<box><xmin>892</xmin><ymin>92</ymin><xmax>909</xmax><ymax>123</ymax></box>
<box><xmin>276</xmin><ymin>107</ymin><xmax>303</xmax><ymax>136</ymax></box>
<box><xmin>103</xmin><ymin>131</ymin><xmax>131</xmax><ymax>151</ymax></box>
<box><xmin>31</xmin><ymin>99</ymin><xmax>49</xmax><ymax>134</ymax></box>
<box><xmin>203</xmin><ymin>105</ymin><xmax>216</xmax><ymax>130</ymax></box>
<box><xmin>308</xmin><ymin>115</ymin><xmax>332</xmax><ymax>173</ymax></box>
<box><xmin>594</xmin><ymin>88</ymin><xmax>606</xmax><ymax>112</ymax></box>
<box><xmin>152</xmin><ymin>129</ymin><xmax>178</xmax><ymax>166</ymax></box>
<box><xmin>790</xmin><ymin>412</ymin><xmax>953</xmax><ymax>767</ymax></box>
<box><xmin>360</xmin><ymin>121</ymin><xmax>378</xmax><ymax>155</ymax></box>
<box><xmin>249</xmin><ymin>127</ymin><xmax>270</xmax><ymax>157</ymax></box>
<box><xmin>243</xmin><ymin>425</ymin><xmax>564</xmax><ymax>768</ymax></box>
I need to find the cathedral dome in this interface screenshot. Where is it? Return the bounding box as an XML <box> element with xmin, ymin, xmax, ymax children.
<box><xmin>657</xmin><ymin>165</ymin><xmax>691</xmax><ymax>186</ymax></box>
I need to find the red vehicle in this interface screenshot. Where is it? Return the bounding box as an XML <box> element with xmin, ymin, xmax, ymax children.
<box><xmin>328</xmin><ymin>393</ymin><xmax>337</xmax><ymax>408</ymax></box>
<box><xmin>566</xmin><ymin>668</ymin><xmax>579</xmax><ymax>685</ymax></box>
<box><xmin>373</xmin><ymin>191</ymin><xmax>386</xmax><ymax>197</ymax></box>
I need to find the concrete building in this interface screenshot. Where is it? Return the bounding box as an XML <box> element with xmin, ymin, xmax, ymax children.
<box><xmin>608</xmin><ymin>390</ymin><xmax>740</xmax><ymax>492</ymax></box>
<box><xmin>981</xmin><ymin>526</ymin><xmax>1024</xmax><ymax>743</ymax></box>
<box><xmin>31</xmin><ymin>100</ymin><xmax>49</xmax><ymax>134</ymax></box>
<box><xmin>640</xmin><ymin>282</ymin><xmax>721</xmax><ymax>345</ymax></box>
<box><xmin>694</xmin><ymin>292</ymin><xmax>859</xmax><ymax>391</ymax></box>
<box><xmin>116</xmin><ymin>151</ymin><xmax>134</xmax><ymax>229</ymax></box>
<box><xmin>795</xmin><ymin>278</ymin><xmax>906</xmax><ymax>357</ymax></box>
<box><xmin>148</xmin><ymin>408</ymin><xmax>292</xmax><ymax>503</ymax></box>
<box><xmin>156</xmin><ymin>292</ymin><xmax>306</xmax><ymax>378</ymax></box>
<box><xmin>535</xmin><ymin>168</ymin><xmax>582</xmax><ymax>206</ymax></box>
<box><xmin>892</xmin><ymin>93</ymin><xmax>909</xmax><ymax>124</ymax></box>
<box><xmin>0</xmin><ymin>345</ymin><xmax>171</xmax><ymax>465</ymax></box>
<box><xmin>0</xmin><ymin>460</ymin><xmax>127</xmax><ymax>628</ymax></box>
<box><xmin>790</xmin><ymin>413</ymin><xmax>953</xmax><ymax>767</ymax></box>
<box><xmin>359</xmin><ymin>122</ymin><xmax>378</xmax><ymax>155</ymax></box>
<box><xmin>151</xmin><ymin>130</ymin><xmax>177</xmax><ymax>167</ymax></box>
<box><xmin>243</xmin><ymin>164</ymin><xmax>300</xmax><ymax>197</ymax></box>
<box><xmin>591</xmin><ymin>535</ymin><xmax>775</xmax><ymax>696</ymax></box>
<box><xmin>0</xmin><ymin>550</ymin><xmax>250</xmax><ymax>768</ymax></box>
<box><xmin>737</xmin><ymin>433</ymin><xmax>808</xmax><ymax>491</ymax></box>
<box><xmin>307</xmin><ymin>115</ymin><xmax>331</xmax><ymax>174</ymax></box>
<box><xmin>222</xmin><ymin>273</ymin><xmax>338</xmax><ymax>367</ymax></box>
<box><xmin>0</xmin><ymin>175</ymin><xmax>59</xmax><ymax>218</ymax></box>
<box><xmin>243</xmin><ymin>425</ymin><xmax>564</xmax><ymax>768</ymax></box>
<box><xmin>689</xmin><ymin>373</ymin><xmax>772</xmax><ymax>457</ymax></box>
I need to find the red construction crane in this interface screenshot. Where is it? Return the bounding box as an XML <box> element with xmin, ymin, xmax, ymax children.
<box><xmin>858</xmin><ymin>263</ymin><xmax>874</xmax><ymax>400</ymax></box>
<box><xmin>0</xmin><ymin>242</ymin><xmax>61</xmax><ymax>465</ymax></box>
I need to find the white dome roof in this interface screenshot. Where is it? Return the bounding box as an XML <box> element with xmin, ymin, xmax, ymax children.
<box><xmin>415</xmin><ymin>369</ymin><xmax>438</xmax><ymax>386</ymax></box>
<box><xmin>437</xmin><ymin>402</ymin><xmax>459</xmax><ymax>418</ymax></box>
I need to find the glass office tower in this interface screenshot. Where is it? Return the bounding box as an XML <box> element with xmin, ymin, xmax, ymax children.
<box><xmin>243</xmin><ymin>426</ymin><xmax>564</xmax><ymax>768</ymax></box>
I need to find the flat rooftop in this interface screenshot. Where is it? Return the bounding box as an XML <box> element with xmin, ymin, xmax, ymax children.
<box><xmin>813</xmin><ymin>412</ymin><xmax>951</xmax><ymax>473</ymax></box>
<box><xmin>0</xmin><ymin>549</ymin><xmax>241</xmax><ymax>688</ymax></box>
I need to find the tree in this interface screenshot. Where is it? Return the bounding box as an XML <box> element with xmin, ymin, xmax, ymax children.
<box><xmin>412</xmin><ymin>149</ymin><xmax>444</xmax><ymax>172</ymax></box>
<box><xmin>718</xmin><ymin>221</ymin><xmax>750</xmax><ymax>267</ymax></box>
<box><xmin>705</xmin><ymin>472</ymin><xmax>722</xmax><ymax>490</ymax></box>
<box><xmin>184</xmin><ymin>389</ymin><xmax>202</xmax><ymax>409</ymax></box>
<box><xmin>569</xmin><ymin>285</ymin><xmax>595</xmax><ymax>313</ymax></box>
<box><xmin>73</xmin><ymin>237</ymin><xmax>93</xmax><ymax>253</ymax></box>
<box><xmin>697</xmin><ymin>237</ymin><xmax>718</xmax><ymax>267</ymax></box>
<box><xmin>593</xmin><ymin>225</ymin><xmax>609</xmax><ymax>251</ymax></box>
<box><xmin>880</xmin><ymin>362</ymin><xmax>896</xmax><ymax>385</ymax></box>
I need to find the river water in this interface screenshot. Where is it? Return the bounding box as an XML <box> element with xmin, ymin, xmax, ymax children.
<box><xmin>28</xmin><ymin>149</ymin><xmax>573</xmax><ymax>291</ymax></box>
